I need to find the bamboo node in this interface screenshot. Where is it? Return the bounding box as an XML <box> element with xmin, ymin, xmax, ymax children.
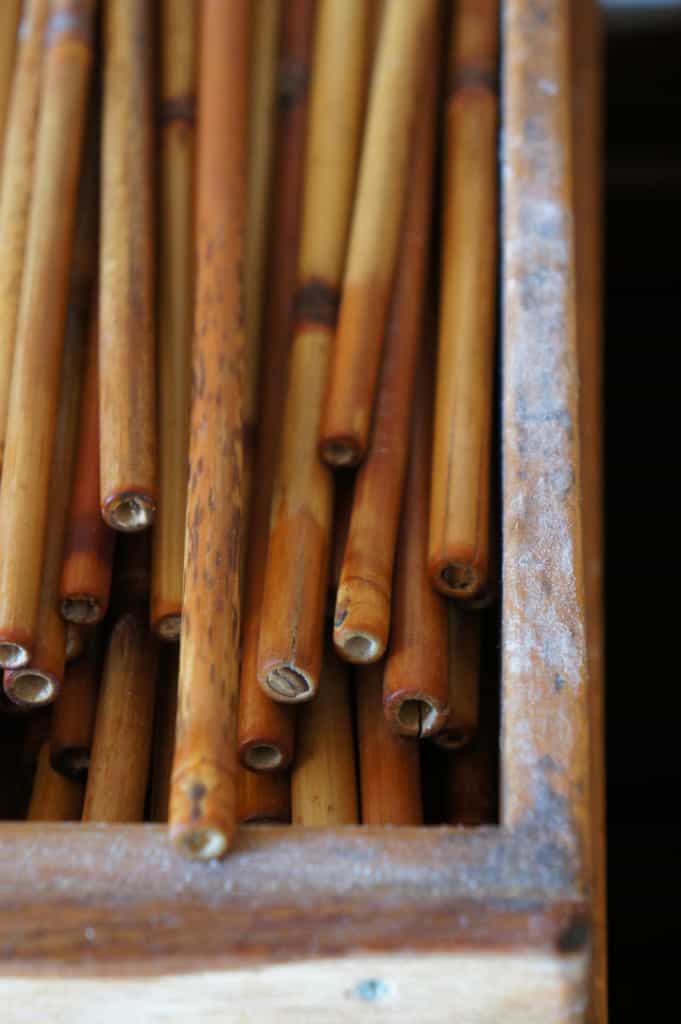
<box><xmin>105</xmin><ymin>494</ymin><xmax>155</xmax><ymax>532</ymax></box>
<box><xmin>265</xmin><ymin>665</ymin><xmax>313</xmax><ymax>702</ymax></box>
<box><xmin>244</xmin><ymin>744</ymin><xmax>284</xmax><ymax>772</ymax></box>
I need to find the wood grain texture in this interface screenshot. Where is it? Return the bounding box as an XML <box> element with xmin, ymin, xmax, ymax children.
<box><xmin>0</xmin><ymin>0</ymin><xmax>48</xmax><ymax>478</ymax></box>
<box><xmin>428</xmin><ymin>0</ymin><xmax>498</xmax><ymax>600</ymax></box>
<box><xmin>319</xmin><ymin>0</ymin><xmax>437</xmax><ymax>467</ymax></box>
<box><xmin>332</xmin><ymin>26</ymin><xmax>438</xmax><ymax>665</ymax></box>
<box><xmin>150</xmin><ymin>0</ymin><xmax>195</xmax><ymax>639</ymax></box>
<box><xmin>501</xmin><ymin>0</ymin><xmax>591</xmax><ymax>900</ymax></box>
<box><xmin>0</xmin><ymin>0</ymin><xmax>94</xmax><ymax>669</ymax></box>
<box><xmin>0</xmin><ymin>0</ymin><xmax>22</xmax><ymax>167</ymax></box>
<box><xmin>257</xmin><ymin>0</ymin><xmax>371</xmax><ymax>702</ymax></box>
<box><xmin>99</xmin><ymin>0</ymin><xmax>156</xmax><ymax>532</ymax></box>
<box><xmin>169</xmin><ymin>0</ymin><xmax>249</xmax><ymax>861</ymax></box>
<box><xmin>571</xmin><ymin>1</ymin><xmax>607</xmax><ymax>1019</ymax></box>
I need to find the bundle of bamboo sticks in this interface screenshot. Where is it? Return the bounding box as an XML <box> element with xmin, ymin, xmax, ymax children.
<box><xmin>0</xmin><ymin>0</ymin><xmax>500</xmax><ymax>854</ymax></box>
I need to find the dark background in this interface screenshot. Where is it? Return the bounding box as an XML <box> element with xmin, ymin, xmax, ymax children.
<box><xmin>605</xmin><ymin>8</ymin><xmax>681</xmax><ymax>1016</ymax></box>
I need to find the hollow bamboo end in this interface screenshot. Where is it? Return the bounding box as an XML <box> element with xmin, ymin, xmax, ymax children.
<box><xmin>52</xmin><ymin>746</ymin><xmax>91</xmax><ymax>782</ymax></box>
<box><xmin>394</xmin><ymin>698</ymin><xmax>441</xmax><ymax>738</ymax></box>
<box><xmin>433</xmin><ymin>559</ymin><xmax>480</xmax><ymax>598</ymax></box>
<box><xmin>431</xmin><ymin>726</ymin><xmax>473</xmax><ymax>752</ymax></box>
<box><xmin>242</xmin><ymin>743</ymin><xmax>285</xmax><ymax>772</ymax></box>
<box><xmin>320</xmin><ymin>437</ymin><xmax>362</xmax><ymax>469</ymax></box>
<box><xmin>61</xmin><ymin>595</ymin><xmax>103</xmax><ymax>625</ymax></box>
<box><xmin>334</xmin><ymin>629</ymin><xmax>382</xmax><ymax>664</ymax></box>
<box><xmin>5</xmin><ymin>671</ymin><xmax>58</xmax><ymax>708</ymax></box>
<box><xmin>173</xmin><ymin>826</ymin><xmax>228</xmax><ymax>862</ymax></box>
<box><xmin>264</xmin><ymin>664</ymin><xmax>314</xmax><ymax>703</ymax></box>
<box><xmin>0</xmin><ymin>641</ymin><xmax>30</xmax><ymax>670</ymax></box>
<box><xmin>104</xmin><ymin>493</ymin><xmax>156</xmax><ymax>532</ymax></box>
<box><xmin>156</xmin><ymin>613</ymin><xmax>182</xmax><ymax>641</ymax></box>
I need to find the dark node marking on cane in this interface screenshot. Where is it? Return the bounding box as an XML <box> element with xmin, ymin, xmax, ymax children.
<box><xmin>295</xmin><ymin>278</ymin><xmax>340</xmax><ymax>327</ymax></box>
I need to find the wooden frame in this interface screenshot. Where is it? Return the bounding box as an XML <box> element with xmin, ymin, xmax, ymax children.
<box><xmin>0</xmin><ymin>2</ymin><xmax>604</xmax><ymax>1019</ymax></box>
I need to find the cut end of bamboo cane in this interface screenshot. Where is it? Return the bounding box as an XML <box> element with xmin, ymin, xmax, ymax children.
<box><xmin>0</xmin><ymin>641</ymin><xmax>30</xmax><ymax>669</ymax></box>
<box><xmin>431</xmin><ymin>726</ymin><xmax>471</xmax><ymax>752</ymax></box>
<box><xmin>434</xmin><ymin>560</ymin><xmax>480</xmax><ymax>598</ymax></box>
<box><xmin>103</xmin><ymin>493</ymin><xmax>156</xmax><ymax>532</ymax></box>
<box><xmin>61</xmin><ymin>595</ymin><xmax>103</xmax><ymax>624</ymax></box>
<box><xmin>156</xmin><ymin>613</ymin><xmax>182</xmax><ymax>641</ymax></box>
<box><xmin>264</xmin><ymin>664</ymin><xmax>314</xmax><ymax>703</ymax></box>
<box><xmin>243</xmin><ymin>743</ymin><xmax>285</xmax><ymax>772</ymax></box>
<box><xmin>5</xmin><ymin>670</ymin><xmax>58</xmax><ymax>707</ymax></box>
<box><xmin>335</xmin><ymin>630</ymin><xmax>382</xmax><ymax>664</ymax></box>
<box><xmin>395</xmin><ymin>698</ymin><xmax>440</xmax><ymax>738</ymax></box>
<box><xmin>52</xmin><ymin>747</ymin><xmax>90</xmax><ymax>782</ymax></box>
<box><xmin>320</xmin><ymin>437</ymin><xmax>362</xmax><ymax>469</ymax></box>
<box><xmin>173</xmin><ymin>826</ymin><xmax>228</xmax><ymax>861</ymax></box>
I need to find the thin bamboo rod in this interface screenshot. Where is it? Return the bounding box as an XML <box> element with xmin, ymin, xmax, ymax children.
<box><xmin>237</xmin><ymin>0</ymin><xmax>315</xmax><ymax>773</ymax></box>
<box><xmin>169</xmin><ymin>0</ymin><xmax>249</xmax><ymax>861</ymax></box>
<box><xmin>0</xmin><ymin>0</ymin><xmax>95</xmax><ymax>671</ymax></box>
<box><xmin>99</xmin><ymin>0</ymin><xmax>156</xmax><ymax>532</ymax></box>
<box><xmin>0</xmin><ymin>0</ymin><xmax>49</xmax><ymax>478</ymax></box>
<box><xmin>332</xmin><ymin>32</ymin><xmax>438</xmax><ymax>664</ymax></box>
<box><xmin>150</xmin><ymin>0</ymin><xmax>196</xmax><ymax>640</ymax></box>
<box><xmin>65</xmin><ymin>622</ymin><xmax>86</xmax><ymax>663</ymax></box>
<box><xmin>319</xmin><ymin>0</ymin><xmax>437</xmax><ymax>468</ymax></box>
<box><xmin>257</xmin><ymin>0</ymin><xmax>372</xmax><ymax>703</ymax></box>
<box><xmin>383</xmin><ymin>346</ymin><xmax>450</xmax><ymax>738</ymax></box>
<box><xmin>429</xmin><ymin>0</ymin><xmax>499</xmax><ymax>599</ymax></box>
<box><xmin>28</xmin><ymin>740</ymin><xmax>84</xmax><ymax>821</ymax></box>
<box><xmin>0</xmin><ymin>1</ymin><xmax>22</xmax><ymax>167</ymax></box>
<box><xmin>291</xmin><ymin>648</ymin><xmax>358</xmax><ymax>825</ymax></box>
<box><xmin>50</xmin><ymin>632</ymin><xmax>99</xmax><ymax>781</ymax></box>
<box><xmin>430</xmin><ymin>606</ymin><xmax>480</xmax><ymax>751</ymax></box>
<box><xmin>237</xmin><ymin>766</ymin><xmax>290</xmax><ymax>825</ymax></box>
<box><xmin>357</xmin><ymin>663</ymin><xmax>422</xmax><ymax>825</ymax></box>
<box><xmin>150</xmin><ymin>644</ymin><xmax>178</xmax><ymax>822</ymax></box>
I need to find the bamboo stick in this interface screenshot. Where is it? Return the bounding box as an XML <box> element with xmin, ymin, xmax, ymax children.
<box><xmin>319</xmin><ymin>0</ymin><xmax>436</xmax><ymax>468</ymax></box>
<box><xmin>237</xmin><ymin>0</ymin><xmax>315</xmax><ymax>773</ymax></box>
<box><xmin>291</xmin><ymin>649</ymin><xmax>358</xmax><ymax>826</ymax></box>
<box><xmin>99</xmin><ymin>0</ymin><xmax>156</xmax><ymax>532</ymax></box>
<box><xmin>169</xmin><ymin>0</ymin><xmax>249</xmax><ymax>861</ymax></box>
<box><xmin>150</xmin><ymin>644</ymin><xmax>178</xmax><ymax>822</ymax></box>
<box><xmin>383</xmin><ymin>347</ymin><xmax>450</xmax><ymax>738</ymax></box>
<box><xmin>257</xmin><ymin>0</ymin><xmax>371</xmax><ymax>704</ymax></box>
<box><xmin>65</xmin><ymin>622</ymin><xmax>86</xmax><ymax>663</ymax></box>
<box><xmin>0</xmin><ymin>0</ymin><xmax>49</xmax><ymax>478</ymax></box>
<box><xmin>328</xmin><ymin>469</ymin><xmax>354</xmax><ymax>600</ymax></box>
<box><xmin>429</xmin><ymin>0</ymin><xmax>499</xmax><ymax>599</ymax></box>
<box><xmin>357</xmin><ymin>663</ymin><xmax>422</xmax><ymax>825</ymax></box>
<box><xmin>445</xmin><ymin>656</ymin><xmax>498</xmax><ymax>828</ymax></box>
<box><xmin>0</xmin><ymin>1</ymin><xmax>22</xmax><ymax>166</ymax></box>
<box><xmin>332</xmin><ymin>35</ymin><xmax>438</xmax><ymax>664</ymax></box>
<box><xmin>0</xmin><ymin>0</ymin><xmax>95</xmax><ymax>671</ymax></box>
<box><xmin>431</xmin><ymin>606</ymin><xmax>480</xmax><ymax>751</ymax></box>
<box><xmin>50</xmin><ymin>632</ymin><xmax>99</xmax><ymax>781</ymax></box>
<box><xmin>237</xmin><ymin>767</ymin><xmax>291</xmax><ymax>825</ymax></box>
<box><xmin>82</xmin><ymin>612</ymin><xmax>158</xmax><ymax>822</ymax></box>
<box><xmin>60</xmin><ymin>309</ymin><xmax>116</xmax><ymax>625</ymax></box>
<box><xmin>150</xmin><ymin>0</ymin><xmax>195</xmax><ymax>640</ymax></box>
<box><xmin>28</xmin><ymin>740</ymin><xmax>84</xmax><ymax>821</ymax></box>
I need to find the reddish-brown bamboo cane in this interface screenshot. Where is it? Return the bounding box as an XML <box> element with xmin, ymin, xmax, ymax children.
<box><xmin>169</xmin><ymin>0</ymin><xmax>249</xmax><ymax>861</ymax></box>
<box><xmin>357</xmin><ymin>663</ymin><xmax>422</xmax><ymax>825</ymax></box>
<box><xmin>237</xmin><ymin>767</ymin><xmax>291</xmax><ymax>825</ymax></box>
<box><xmin>0</xmin><ymin>0</ymin><xmax>49</xmax><ymax>478</ymax></box>
<box><xmin>0</xmin><ymin>1</ymin><xmax>95</xmax><ymax>671</ymax></box>
<box><xmin>99</xmin><ymin>0</ymin><xmax>156</xmax><ymax>532</ymax></box>
<box><xmin>150</xmin><ymin>0</ymin><xmax>195</xmax><ymax>640</ymax></box>
<box><xmin>257</xmin><ymin>0</ymin><xmax>371</xmax><ymax>704</ymax></box>
<box><xmin>431</xmin><ymin>606</ymin><xmax>481</xmax><ymax>751</ymax></box>
<box><xmin>150</xmin><ymin>644</ymin><xmax>178</xmax><ymax>822</ymax></box>
<box><xmin>291</xmin><ymin>649</ymin><xmax>358</xmax><ymax>825</ymax></box>
<box><xmin>332</xmin><ymin>37</ymin><xmax>438</xmax><ymax>664</ymax></box>
<box><xmin>0</xmin><ymin>1</ymin><xmax>22</xmax><ymax>166</ymax></box>
<box><xmin>28</xmin><ymin>741</ymin><xmax>84</xmax><ymax>821</ymax></box>
<box><xmin>82</xmin><ymin>611</ymin><xmax>158</xmax><ymax>823</ymax></box>
<box><xmin>237</xmin><ymin>0</ymin><xmax>315</xmax><ymax>772</ymax></box>
<box><xmin>319</xmin><ymin>0</ymin><xmax>437</xmax><ymax>468</ymax></box>
<box><xmin>49</xmin><ymin>632</ymin><xmax>99</xmax><ymax>781</ymax></box>
<box><xmin>429</xmin><ymin>0</ymin><xmax>499</xmax><ymax>599</ymax></box>
<box><xmin>60</xmin><ymin>308</ymin><xmax>116</xmax><ymax>625</ymax></box>
<box><xmin>383</xmin><ymin>346</ymin><xmax>450</xmax><ymax>738</ymax></box>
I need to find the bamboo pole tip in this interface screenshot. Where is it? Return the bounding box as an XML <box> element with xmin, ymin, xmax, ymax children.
<box><xmin>264</xmin><ymin>664</ymin><xmax>314</xmax><ymax>702</ymax></box>
<box><xmin>173</xmin><ymin>827</ymin><xmax>228</xmax><ymax>862</ymax></box>
<box><xmin>334</xmin><ymin>630</ymin><xmax>382</xmax><ymax>664</ymax></box>
<box><xmin>4</xmin><ymin>670</ymin><xmax>58</xmax><ymax>708</ymax></box>
<box><xmin>395</xmin><ymin>698</ymin><xmax>441</xmax><ymax>738</ymax></box>
<box><xmin>431</xmin><ymin>726</ymin><xmax>471</xmax><ymax>752</ymax></box>
<box><xmin>61</xmin><ymin>595</ymin><xmax>103</xmax><ymax>625</ymax></box>
<box><xmin>434</xmin><ymin>560</ymin><xmax>479</xmax><ymax>598</ymax></box>
<box><xmin>103</xmin><ymin>493</ymin><xmax>156</xmax><ymax>532</ymax></box>
<box><xmin>156</xmin><ymin>613</ymin><xmax>182</xmax><ymax>641</ymax></box>
<box><xmin>320</xmin><ymin>438</ymin><xmax>362</xmax><ymax>469</ymax></box>
<box><xmin>51</xmin><ymin>746</ymin><xmax>90</xmax><ymax>782</ymax></box>
<box><xmin>0</xmin><ymin>641</ymin><xmax>30</xmax><ymax>669</ymax></box>
<box><xmin>242</xmin><ymin>743</ymin><xmax>285</xmax><ymax>772</ymax></box>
